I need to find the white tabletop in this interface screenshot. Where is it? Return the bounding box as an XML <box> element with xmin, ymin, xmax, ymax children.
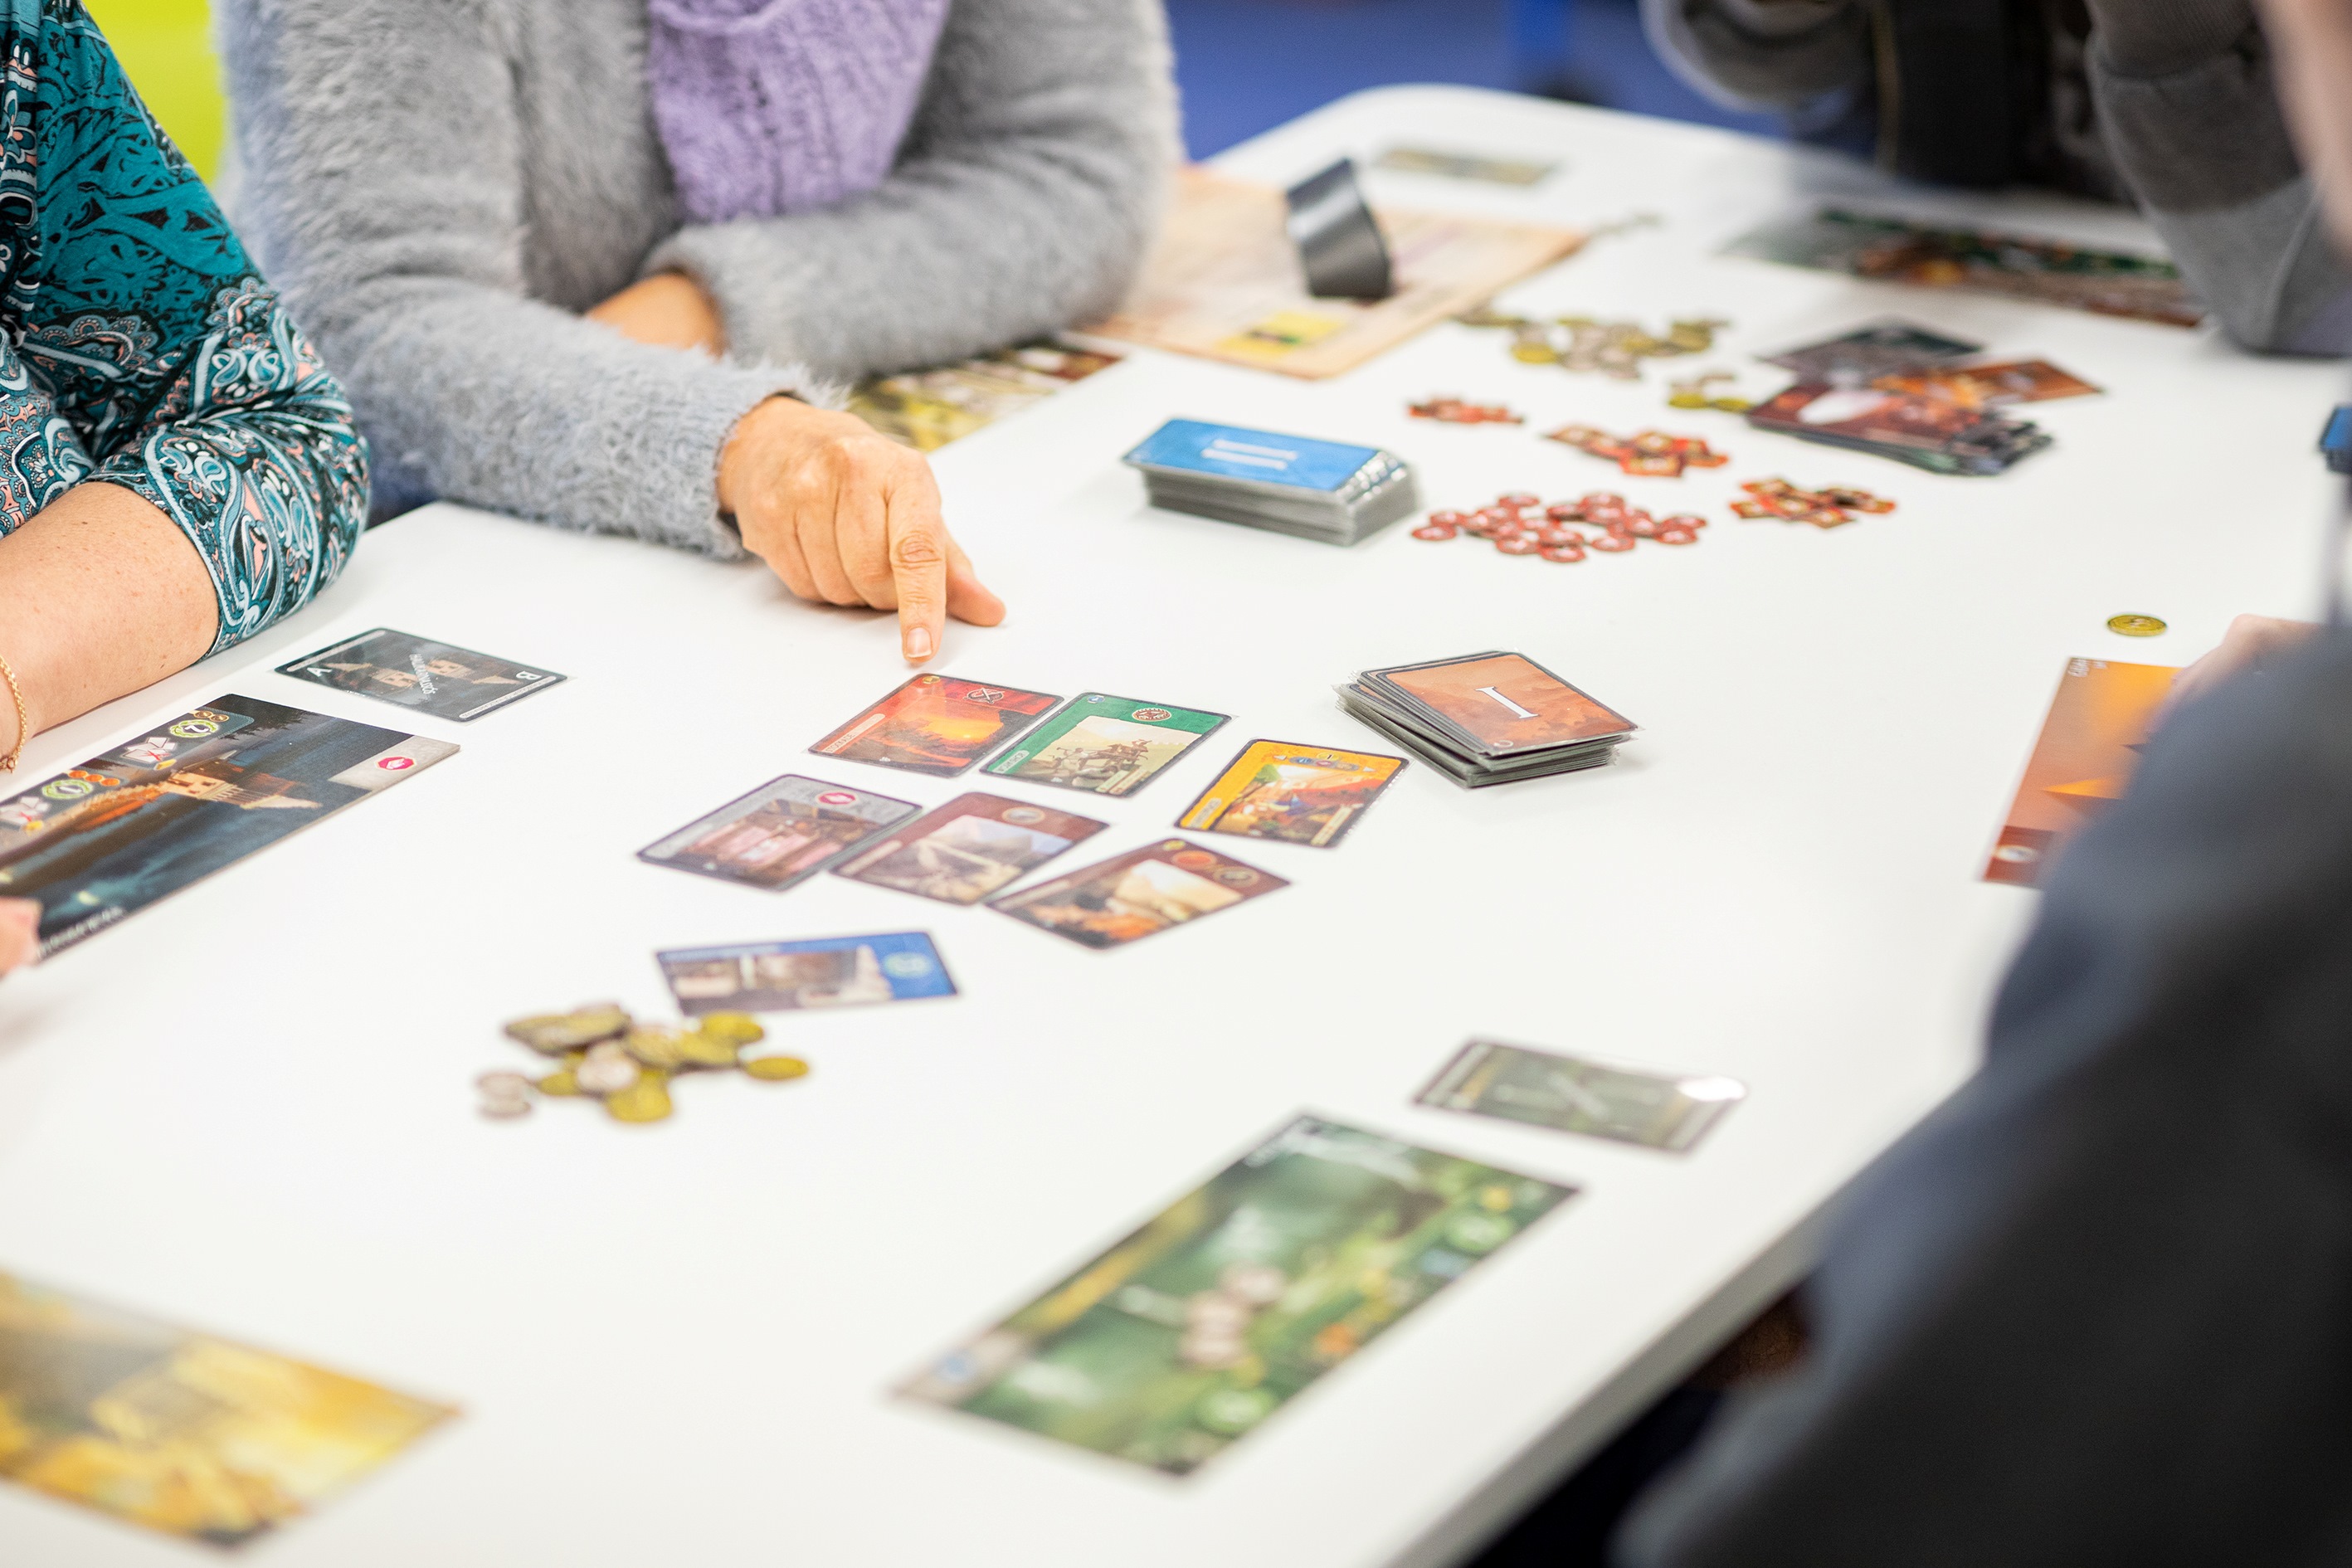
<box><xmin>2</xmin><ymin>85</ymin><xmax>2342</xmax><ymax>1568</ymax></box>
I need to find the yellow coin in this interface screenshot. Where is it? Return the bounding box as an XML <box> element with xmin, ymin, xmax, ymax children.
<box><xmin>1666</xmin><ymin>392</ymin><xmax>1708</xmax><ymax>409</ymax></box>
<box><xmin>621</xmin><ymin>1025</ymin><xmax>693</xmax><ymax>1070</ymax></box>
<box><xmin>697</xmin><ymin>1012</ymin><xmax>766</xmax><ymax>1046</ymax></box>
<box><xmin>605</xmin><ymin>1072</ymin><xmax>674</xmax><ymax>1123</ymax></box>
<box><xmin>743</xmin><ymin>1055</ymin><xmax>811</xmax><ymax>1082</ymax></box>
<box><xmin>537</xmin><ymin>1069</ymin><xmax>580</xmax><ymax>1097</ymax></box>
<box><xmin>674</xmin><ymin>1028</ymin><xmax>742</xmax><ymax>1069</ymax></box>
<box><xmin>2107</xmin><ymin>613</ymin><xmax>2167</xmax><ymax>637</ymax></box>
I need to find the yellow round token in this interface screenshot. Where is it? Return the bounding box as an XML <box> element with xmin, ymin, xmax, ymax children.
<box><xmin>2107</xmin><ymin>614</ymin><xmax>2168</xmax><ymax>637</ymax></box>
<box><xmin>605</xmin><ymin>1073</ymin><xmax>674</xmax><ymax>1123</ymax></box>
<box><xmin>743</xmin><ymin>1055</ymin><xmax>811</xmax><ymax>1082</ymax></box>
<box><xmin>621</xmin><ymin>1025</ymin><xmax>692</xmax><ymax>1070</ymax></box>
<box><xmin>536</xmin><ymin>1069</ymin><xmax>580</xmax><ymax>1097</ymax></box>
<box><xmin>674</xmin><ymin>1028</ymin><xmax>742</xmax><ymax>1069</ymax></box>
<box><xmin>697</xmin><ymin>1012</ymin><xmax>766</xmax><ymax>1046</ymax></box>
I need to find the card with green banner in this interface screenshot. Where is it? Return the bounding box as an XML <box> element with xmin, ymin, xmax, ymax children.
<box><xmin>981</xmin><ymin>693</ymin><xmax>1228</xmax><ymax>797</ymax></box>
<box><xmin>898</xmin><ymin>1115</ymin><xmax>1574</xmax><ymax>1475</ymax></box>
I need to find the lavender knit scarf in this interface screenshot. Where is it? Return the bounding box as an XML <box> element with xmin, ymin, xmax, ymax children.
<box><xmin>645</xmin><ymin>0</ymin><xmax>952</xmax><ymax>224</ymax></box>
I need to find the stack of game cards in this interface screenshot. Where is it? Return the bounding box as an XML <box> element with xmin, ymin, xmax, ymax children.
<box><xmin>1123</xmin><ymin>418</ymin><xmax>1419</xmax><ymax>545</ymax></box>
<box><xmin>1337</xmin><ymin>651</ymin><xmax>1637</xmax><ymax>787</ymax></box>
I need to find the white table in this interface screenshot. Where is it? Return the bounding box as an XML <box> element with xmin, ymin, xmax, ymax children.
<box><xmin>2</xmin><ymin>86</ymin><xmax>2342</xmax><ymax>1568</ymax></box>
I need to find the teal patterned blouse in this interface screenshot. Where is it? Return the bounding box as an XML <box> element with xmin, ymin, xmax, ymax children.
<box><xmin>0</xmin><ymin>0</ymin><xmax>365</xmax><ymax>653</ymax></box>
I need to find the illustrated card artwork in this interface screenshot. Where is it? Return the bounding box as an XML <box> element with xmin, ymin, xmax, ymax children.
<box><xmin>898</xmin><ymin>1114</ymin><xmax>1575</xmax><ymax>1475</ymax></box>
<box><xmin>810</xmin><ymin>674</ymin><xmax>1063</xmax><ymax>777</ymax></box>
<box><xmin>657</xmin><ymin>932</ymin><xmax>956</xmax><ymax>1015</ymax></box>
<box><xmin>277</xmin><ymin>628</ymin><xmax>565</xmax><ymax>722</ymax></box>
<box><xmin>0</xmin><ymin>696</ymin><xmax>455</xmax><ymax>959</ymax></box>
<box><xmin>1176</xmin><ymin>740</ymin><xmax>1405</xmax><ymax>848</ymax></box>
<box><xmin>0</xmin><ymin>1270</ymin><xmax>452</xmax><ymax>1545</ymax></box>
<box><xmin>990</xmin><ymin>838</ymin><xmax>1286</xmax><ymax>949</ymax></box>
<box><xmin>1984</xmin><ymin>657</ymin><xmax>2177</xmax><ymax>887</ymax></box>
<box><xmin>832</xmin><ymin>792</ymin><xmax>1107</xmax><ymax>905</ymax></box>
<box><xmin>637</xmin><ymin>774</ymin><xmax>919</xmax><ymax>893</ymax></box>
<box><xmin>1371</xmin><ymin>653</ymin><xmax>1635</xmax><ymax>757</ymax></box>
<box><xmin>985</xmin><ymin>694</ymin><xmax>1230</xmax><ymax>797</ymax></box>
<box><xmin>1416</xmin><ymin>1040</ymin><xmax>1746</xmax><ymax>1152</ymax></box>
<box><xmin>1872</xmin><ymin>359</ymin><xmax>2102</xmax><ymax>407</ymax></box>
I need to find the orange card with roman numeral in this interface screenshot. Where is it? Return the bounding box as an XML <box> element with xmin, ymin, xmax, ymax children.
<box><xmin>1367</xmin><ymin>652</ymin><xmax>1635</xmax><ymax>757</ymax></box>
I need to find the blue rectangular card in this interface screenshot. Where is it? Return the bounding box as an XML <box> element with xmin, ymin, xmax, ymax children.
<box><xmin>655</xmin><ymin>932</ymin><xmax>957</xmax><ymax>1015</ymax></box>
<box><xmin>1122</xmin><ymin>420</ymin><xmax>1381</xmax><ymax>494</ymax></box>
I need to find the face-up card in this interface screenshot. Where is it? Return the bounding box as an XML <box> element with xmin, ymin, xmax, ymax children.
<box><xmin>1368</xmin><ymin>653</ymin><xmax>1635</xmax><ymax>757</ymax></box>
<box><xmin>0</xmin><ymin>1270</ymin><xmax>452</xmax><ymax>1545</ymax></box>
<box><xmin>983</xmin><ymin>694</ymin><xmax>1230</xmax><ymax>797</ymax></box>
<box><xmin>832</xmin><ymin>792</ymin><xmax>1106</xmax><ymax>905</ymax></box>
<box><xmin>1760</xmin><ymin>320</ymin><xmax>1982</xmax><ymax>381</ymax></box>
<box><xmin>1872</xmin><ymin>358</ymin><xmax>2102</xmax><ymax>407</ymax></box>
<box><xmin>1747</xmin><ymin>382</ymin><xmax>2051</xmax><ymax>475</ymax></box>
<box><xmin>1416</xmin><ymin>1040</ymin><xmax>1746</xmax><ymax>1152</ymax></box>
<box><xmin>810</xmin><ymin>674</ymin><xmax>1062</xmax><ymax>777</ymax></box>
<box><xmin>278</xmin><ymin>628</ymin><xmax>564</xmax><ymax>722</ymax></box>
<box><xmin>898</xmin><ymin>1114</ymin><xmax>1574</xmax><ymax>1475</ymax></box>
<box><xmin>657</xmin><ymin>931</ymin><xmax>956</xmax><ymax>1015</ymax></box>
<box><xmin>1373</xmin><ymin>145</ymin><xmax>1559</xmax><ymax>186</ymax></box>
<box><xmin>1176</xmin><ymin>740</ymin><xmax>1405</xmax><ymax>848</ymax></box>
<box><xmin>637</xmin><ymin>774</ymin><xmax>919</xmax><ymax>892</ymax></box>
<box><xmin>990</xmin><ymin>838</ymin><xmax>1286</xmax><ymax>949</ymax></box>
<box><xmin>1984</xmin><ymin>657</ymin><xmax>2177</xmax><ymax>887</ymax></box>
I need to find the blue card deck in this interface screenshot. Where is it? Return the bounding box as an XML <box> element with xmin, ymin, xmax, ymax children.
<box><xmin>1123</xmin><ymin>419</ymin><xmax>1419</xmax><ymax>545</ymax></box>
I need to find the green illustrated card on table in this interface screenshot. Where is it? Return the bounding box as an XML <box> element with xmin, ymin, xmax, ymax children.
<box><xmin>983</xmin><ymin>694</ymin><xmax>1230</xmax><ymax>797</ymax></box>
<box><xmin>899</xmin><ymin>1115</ymin><xmax>1574</xmax><ymax>1475</ymax></box>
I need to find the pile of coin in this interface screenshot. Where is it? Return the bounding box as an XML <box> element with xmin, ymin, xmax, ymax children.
<box><xmin>1460</xmin><ymin>312</ymin><xmax>1726</xmax><ymax>379</ymax></box>
<box><xmin>1666</xmin><ymin>371</ymin><xmax>1756</xmax><ymax>413</ymax></box>
<box><xmin>477</xmin><ymin>1001</ymin><xmax>810</xmax><ymax>1125</ymax></box>
<box><xmin>1545</xmin><ymin>424</ymin><xmax>1731</xmax><ymax>478</ymax></box>
<box><xmin>1412</xmin><ymin>489</ymin><xmax>1708</xmax><ymax>562</ymax></box>
<box><xmin>1409</xmin><ymin>395</ymin><xmax>1522</xmax><ymax>425</ymax></box>
<box><xmin>1729</xmin><ymin>477</ymin><xmax>1897</xmax><ymax>529</ymax></box>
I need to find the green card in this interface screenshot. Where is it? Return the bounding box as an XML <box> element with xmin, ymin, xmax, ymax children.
<box><xmin>981</xmin><ymin>693</ymin><xmax>1229</xmax><ymax>797</ymax></box>
<box><xmin>899</xmin><ymin>1116</ymin><xmax>1574</xmax><ymax>1475</ymax></box>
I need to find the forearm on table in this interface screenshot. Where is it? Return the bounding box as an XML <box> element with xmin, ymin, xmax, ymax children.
<box><xmin>0</xmin><ymin>480</ymin><xmax>221</xmax><ymax>760</ymax></box>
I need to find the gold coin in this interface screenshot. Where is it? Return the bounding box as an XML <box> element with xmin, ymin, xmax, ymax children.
<box><xmin>1509</xmin><ymin>342</ymin><xmax>1559</xmax><ymax>364</ymax></box>
<box><xmin>2106</xmin><ymin>613</ymin><xmax>2167</xmax><ymax>637</ymax></box>
<box><xmin>696</xmin><ymin>1012</ymin><xmax>766</xmax><ymax>1046</ymax></box>
<box><xmin>743</xmin><ymin>1055</ymin><xmax>811</xmax><ymax>1082</ymax></box>
<box><xmin>605</xmin><ymin>1071</ymin><xmax>674</xmax><ymax>1123</ymax></box>
<box><xmin>674</xmin><ymin>1028</ymin><xmax>742</xmax><ymax>1069</ymax></box>
<box><xmin>504</xmin><ymin>1002</ymin><xmax>631</xmax><ymax>1054</ymax></box>
<box><xmin>621</xmin><ymin>1025</ymin><xmax>693</xmax><ymax>1070</ymax></box>
<box><xmin>537</xmin><ymin>1069</ymin><xmax>580</xmax><ymax>1097</ymax></box>
<box><xmin>1665</xmin><ymin>392</ymin><xmax>1707</xmax><ymax>409</ymax></box>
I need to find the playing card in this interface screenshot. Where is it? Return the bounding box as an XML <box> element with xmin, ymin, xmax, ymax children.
<box><xmin>832</xmin><ymin>792</ymin><xmax>1106</xmax><ymax>905</ymax></box>
<box><xmin>990</xmin><ymin>838</ymin><xmax>1287</xmax><ymax>949</ymax></box>
<box><xmin>1416</xmin><ymin>1040</ymin><xmax>1746</xmax><ymax>1152</ymax></box>
<box><xmin>1872</xmin><ymin>358</ymin><xmax>2101</xmax><ymax>407</ymax></box>
<box><xmin>810</xmin><ymin>674</ymin><xmax>1062</xmax><ymax>777</ymax></box>
<box><xmin>898</xmin><ymin>1114</ymin><xmax>1573</xmax><ymax>1475</ymax></box>
<box><xmin>1366</xmin><ymin>652</ymin><xmax>1636</xmax><ymax>758</ymax></box>
<box><xmin>1760</xmin><ymin>319</ymin><xmax>1982</xmax><ymax>380</ymax></box>
<box><xmin>657</xmin><ymin>931</ymin><xmax>956</xmax><ymax>1015</ymax></box>
<box><xmin>0</xmin><ymin>1270</ymin><xmax>452</xmax><ymax>1545</ymax></box>
<box><xmin>1985</xmin><ymin>657</ymin><xmax>2177</xmax><ymax>887</ymax></box>
<box><xmin>636</xmin><ymin>774</ymin><xmax>919</xmax><ymax>892</ymax></box>
<box><xmin>1746</xmin><ymin>382</ymin><xmax>2050</xmax><ymax>475</ymax></box>
<box><xmin>277</xmin><ymin>628</ymin><xmax>564</xmax><ymax>721</ymax></box>
<box><xmin>983</xmin><ymin>694</ymin><xmax>1230</xmax><ymax>797</ymax></box>
<box><xmin>1176</xmin><ymin>740</ymin><xmax>1405</xmax><ymax>848</ymax></box>
<box><xmin>1373</xmin><ymin>145</ymin><xmax>1558</xmax><ymax>186</ymax></box>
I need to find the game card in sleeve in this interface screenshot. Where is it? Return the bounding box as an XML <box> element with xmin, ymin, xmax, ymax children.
<box><xmin>1416</xmin><ymin>1039</ymin><xmax>1746</xmax><ymax>1152</ymax></box>
<box><xmin>278</xmin><ymin>628</ymin><xmax>564</xmax><ymax>722</ymax></box>
<box><xmin>637</xmin><ymin>774</ymin><xmax>918</xmax><ymax>892</ymax></box>
<box><xmin>1984</xmin><ymin>657</ymin><xmax>2177</xmax><ymax>887</ymax></box>
<box><xmin>809</xmin><ymin>674</ymin><xmax>1062</xmax><ymax>777</ymax></box>
<box><xmin>983</xmin><ymin>694</ymin><xmax>1230</xmax><ymax>797</ymax></box>
<box><xmin>658</xmin><ymin>931</ymin><xmax>956</xmax><ymax>1015</ymax></box>
<box><xmin>833</xmin><ymin>792</ymin><xmax>1106</xmax><ymax>905</ymax></box>
<box><xmin>990</xmin><ymin>838</ymin><xmax>1286</xmax><ymax>949</ymax></box>
<box><xmin>1369</xmin><ymin>652</ymin><xmax>1636</xmax><ymax>757</ymax></box>
<box><xmin>1176</xmin><ymin>740</ymin><xmax>1405</xmax><ymax>848</ymax></box>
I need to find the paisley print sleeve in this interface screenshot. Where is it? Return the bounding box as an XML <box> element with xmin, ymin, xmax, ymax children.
<box><xmin>0</xmin><ymin>1</ymin><xmax>368</xmax><ymax>654</ymax></box>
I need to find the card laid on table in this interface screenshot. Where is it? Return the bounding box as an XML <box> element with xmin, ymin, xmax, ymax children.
<box><xmin>277</xmin><ymin>628</ymin><xmax>564</xmax><ymax>721</ymax></box>
<box><xmin>1176</xmin><ymin>739</ymin><xmax>1405</xmax><ymax>848</ymax></box>
<box><xmin>990</xmin><ymin>838</ymin><xmax>1286</xmax><ymax>949</ymax></box>
<box><xmin>982</xmin><ymin>694</ymin><xmax>1230</xmax><ymax>797</ymax></box>
<box><xmin>1368</xmin><ymin>652</ymin><xmax>1636</xmax><ymax>757</ymax></box>
<box><xmin>657</xmin><ymin>932</ymin><xmax>956</xmax><ymax>1015</ymax></box>
<box><xmin>637</xmin><ymin>773</ymin><xmax>918</xmax><ymax>893</ymax></box>
<box><xmin>1984</xmin><ymin>657</ymin><xmax>2177</xmax><ymax>887</ymax></box>
<box><xmin>1415</xmin><ymin>1039</ymin><xmax>1746</xmax><ymax>1152</ymax></box>
<box><xmin>833</xmin><ymin>791</ymin><xmax>1106</xmax><ymax>906</ymax></box>
<box><xmin>810</xmin><ymin>674</ymin><xmax>1062</xmax><ymax>777</ymax></box>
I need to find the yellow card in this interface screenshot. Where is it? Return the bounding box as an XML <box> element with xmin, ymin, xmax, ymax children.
<box><xmin>1176</xmin><ymin>739</ymin><xmax>1407</xmax><ymax>849</ymax></box>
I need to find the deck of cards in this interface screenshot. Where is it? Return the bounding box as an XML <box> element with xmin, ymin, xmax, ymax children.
<box><xmin>1338</xmin><ymin>651</ymin><xmax>1637</xmax><ymax>786</ymax></box>
<box><xmin>1124</xmin><ymin>418</ymin><xmax>1419</xmax><ymax>545</ymax></box>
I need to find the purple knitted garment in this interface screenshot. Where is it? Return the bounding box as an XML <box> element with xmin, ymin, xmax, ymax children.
<box><xmin>645</xmin><ymin>0</ymin><xmax>952</xmax><ymax>224</ymax></box>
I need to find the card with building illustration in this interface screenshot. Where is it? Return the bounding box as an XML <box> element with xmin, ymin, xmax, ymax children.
<box><xmin>278</xmin><ymin>628</ymin><xmax>565</xmax><ymax>722</ymax></box>
<box><xmin>982</xmin><ymin>694</ymin><xmax>1230</xmax><ymax>797</ymax></box>
<box><xmin>656</xmin><ymin>932</ymin><xmax>957</xmax><ymax>1015</ymax></box>
<box><xmin>989</xmin><ymin>838</ymin><xmax>1287</xmax><ymax>949</ymax></box>
<box><xmin>809</xmin><ymin>674</ymin><xmax>1064</xmax><ymax>777</ymax></box>
<box><xmin>1176</xmin><ymin>740</ymin><xmax>1405</xmax><ymax>848</ymax></box>
<box><xmin>832</xmin><ymin>792</ymin><xmax>1106</xmax><ymax>905</ymax></box>
<box><xmin>637</xmin><ymin>774</ymin><xmax>919</xmax><ymax>893</ymax></box>
<box><xmin>0</xmin><ymin>696</ymin><xmax>455</xmax><ymax>958</ymax></box>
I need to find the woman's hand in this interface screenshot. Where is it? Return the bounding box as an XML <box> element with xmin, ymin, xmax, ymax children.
<box><xmin>2165</xmin><ymin>614</ymin><xmax>2321</xmax><ymax>714</ymax></box>
<box><xmin>0</xmin><ymin>898</ymin><xmax>39</xmax><ymax>975</ymax></box>
<box><xmin>718</xmin><ymin>397</ymin><xmax>1005</xmax><ymax>663</ymax></box>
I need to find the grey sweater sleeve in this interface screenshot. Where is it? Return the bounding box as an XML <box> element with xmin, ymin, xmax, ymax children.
<box><xmin>1639</xmin><ymin>0</ymin><xmax>1867</xmax><ymax>112</ymax></box>
<box><xmin>217</xmin><ymin>0</ymin><xmax>806</xmax><ymax>551</ymax></box>
<box><xmin>650</xmin><ymin>0</ymin><xmax>1176</xmax><ymax>382</ymax></box>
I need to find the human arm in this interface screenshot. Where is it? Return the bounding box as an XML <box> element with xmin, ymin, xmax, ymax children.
<box><xmin>1638</xmin><ymin>0</ymin><xmax>1867</xmax><ymax>114</ymax></box>
<box><xmin>0</xmin><ymin>898</ymin><xmax>34</xmax><ymax>974</ymax></box>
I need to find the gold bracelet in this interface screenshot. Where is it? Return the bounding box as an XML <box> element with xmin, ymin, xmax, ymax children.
<box><xmin>0</xmin><ymin>653</ymin><xmax>24</xmax><ymax>772</ymax></box>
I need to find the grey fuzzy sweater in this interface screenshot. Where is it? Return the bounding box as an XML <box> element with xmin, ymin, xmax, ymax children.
<box><xmin>217</xmin><ymin>0</ymin><xmax>1176</xmax><ymax>550</ymax></box>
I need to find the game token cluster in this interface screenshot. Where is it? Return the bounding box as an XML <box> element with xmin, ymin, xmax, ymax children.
<box><xmin>481</xmin><ymin>1002</ymin><xmax>811</xmax><ymax>1125</ymax></box>
<box><xmin>1410</xmin><ymin>395</ymin><xmax>1522</xmax><ymax>425</ymax></box>
<box><xmin>1730</xmin><ymin>477</ymin><xmax>1897</xmax><ymax>528</ymax></box>
<box><xmin>1545</xmin><ymin>424</ymin><xmax>1731</xmax><ymax>478</ymax></box>
<box><xmin>1666</xmin><ymin>372</ymin><xmax>1756</xmax><ymax>413</ymax></box>
<box><xmin>1413</xmin><ymin>490</ymin><xmax>1708</xmax><ymax>561</ymax></box>
<box><xmin>1460</xmin><ymin>311</ymin><xmax>1726</xmax><ymax>378</ymax></box>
